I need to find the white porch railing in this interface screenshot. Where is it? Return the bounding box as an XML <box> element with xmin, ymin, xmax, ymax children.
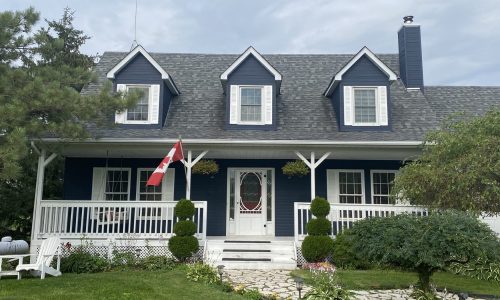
<box><xmin>294</xmin><ymin>202</ymin><xmax>428</xmax><ymax>242</ymax></box>
<box><xmin>34</xmin><ymin>200</ymin><xmax>207</xmax><ymax>240</ymax></box>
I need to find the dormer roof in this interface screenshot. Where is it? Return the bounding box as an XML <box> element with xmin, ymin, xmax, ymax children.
<box><xmin>106</xmin><ymin>45</ymin><xmax>180</xmax><ymax>95</ymax></box>
<box><xmin>324</xmin><ymin>47</ymin><xmax>398</xmax><ymax>96</ymax></box>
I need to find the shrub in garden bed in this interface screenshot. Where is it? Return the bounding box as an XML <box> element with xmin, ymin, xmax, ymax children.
<box><xmin>303</xmin><ymin>270</ymin><xmax>351</xmax><ymax>300</ymax></box>
<box><xmin>169</xmin><ymin>199</ymin><xmax>199</xmax><ymax>261</ymax></box>
<box><xmin>301</xmin><ymin>197</ymin><xmax>334</xmax><ymax>262</ymax></box>
<box><xmin>331</xmin><ymin>230</ymin><xmax>372</xmax><ymax>269</ymax></box>
<box><xmin>186</xmin><ymin>262</ymin><xmax>219</xmax><ymax>284</ymax></box>
<box><xmin>139</xmin><ymin>256</ymin><xmax>177</xmax><ymax>271</ymax></box>
<box><xmin>60</xmin><ymin>247</ymin><xmax>109</xmax><ymax>273</ymax></box>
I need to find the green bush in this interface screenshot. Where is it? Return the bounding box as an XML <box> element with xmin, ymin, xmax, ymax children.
<box><xmin>111</xmin><ymin>250</ymin><xmax>137</xmax><ymax>268</ymax></box>
<box><xmin>301</xmin><ymin>235</ymin><xmax>334</xmax><ymax>263</ymax></box>
<box><xmin>304</xmin><ymin>270</ymin><xmax>351</xmax><ymax>300</ymax></box>
<box><xmin>306</xmin><ymin>218</ymin><xmax>331</xmax><ymax>236</ymax></box>
<box><xmin>60</xmin><ymin>249</ymin><xmax>109</xmax><ymax>273</ymax></box>
<box><xmin>174</xmin><ymin>220</ymin><xmax>197</xmax><ymax>236</ymax></box>
<box><xmin>186</xmin><ymin>262</ymin><xmax>218</xmax><ymax>284</ymax></box>
<box><xmin>310</xmin><ymin>197</ymin><xmax>330</xmax><ymax>217</ymax></box>
<box><xmin>348</xmin><ymin>211</ymin><xmax>500</xmax><ymax>292</ymax></box>
<box><xmin>331</xmin><ymin>230</ymin><xmax>371</xmax><ymax>269</ymax></box>
<box><xmin>168</xmin><ymin>235</ymin><xmax>199</xmax><ymax>262</ymax></box>
<box><xmin>139</xmin><ymin>256</ymin><xmax>177</xmax><ymax>271</ymax></box>
<box><xmin>175</xmin><ymin>199</ymin><xmax>195</xmax><ymax>220</ymax></box>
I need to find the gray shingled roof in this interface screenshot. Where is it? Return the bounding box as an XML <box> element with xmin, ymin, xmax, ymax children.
<box><xmin>80</xmin><ymin>52</ymin><xmax>499</xmax><ymax>141</ymax></box>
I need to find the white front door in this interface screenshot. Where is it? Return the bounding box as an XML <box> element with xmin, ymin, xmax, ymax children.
<box><xmin>235</xmin><ymin>170</ymin><xmax>267</xmax><ymax>235</ymax></box>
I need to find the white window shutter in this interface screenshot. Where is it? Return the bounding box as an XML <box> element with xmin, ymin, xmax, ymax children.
<box><xmin>115</xmin><ymin>84</ymin><xmax>127</xmax><ymax>124</ymax></box>
<box><xmin>229</xmin><ymin>85</ymin><xmax>239</xmax><ymax>124</ymax></box>
<box><xmin>91</xmin><ymin>168</ymin><xmax>106</xmax><ymax>201</ymax></box>
<box><xmin>161</xmin><ymin>169</ymin><xmax>175</xmax><ymax>201</ymax></box>
<box><xmin>326</xmin><ymin>170</ymin><xmax>337</xmax><ymax>203</ymax></box>
<box><xmin>263</xmin><ymin>85</ymin><xmax>273</xmax><ymax>124</ymax></box>
<box><xmin>150</xmin><ymin>84</ymin><xmax>160</xmax><ymax>124</ymax></box>
<box><xmin>378</xmin><ymin>86</ymin><xmax>388</xmax><ymax>126</ymax></box>
<box><xmin>343</xmin><ymin>86</ymin><xmax>353</xmax><ymax>125</ymax></box>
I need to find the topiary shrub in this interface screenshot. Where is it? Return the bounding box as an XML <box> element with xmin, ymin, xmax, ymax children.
<box><xmin>169</xmin><ymin>236</ymin><xmax>199</xmax><ymax>261</ymax></box>
<box><xmin>175</xmin><ymin>199</ymin><xmax>195</xmax><ymax>220</ymax></box>
<box><xmin>173</xmin><ymin>220</ymin><xmax>197</xmax><ymax>236</ymax></box>
<box><xmin>169</xmin><ymin>199</ymin><xmax>199</xmax><ymax>262</ymax></box>
<box><xmin>302</xmin><ymin>197</ymin><xmax>334</xmax><ymax>263</ymax></box>
<box><xmin>302</xmin><ymin>236</ymin><xmax>334</xmax><ymax>262</ymax></box>
<box><xmin>310</xmin><ymin>197</ymin><xmax>330</xmax><ymax>217</ymax></box>
<box><xmin>306</xmin><ymin>218</ymin><xmax>331</xmax><ymax>236</ymax></box>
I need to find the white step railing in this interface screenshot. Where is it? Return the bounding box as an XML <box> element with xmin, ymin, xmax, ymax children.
<box><xmin>35</xmin><ymin>200</ymin><xmax>207</xmax><ymax>240</ymax></box>
<box><xmin>294</xmin><ymin>202</ymin><xmax>428</xmax><ymax>242</ymax></box>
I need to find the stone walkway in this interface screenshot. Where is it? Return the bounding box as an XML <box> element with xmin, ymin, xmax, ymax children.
<box><xmin>225</xmin><ymin>269</ymin><xmax>487</xmax><ymax>300</ymax></box>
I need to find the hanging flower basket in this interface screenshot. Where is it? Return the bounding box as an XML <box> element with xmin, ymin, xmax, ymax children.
<box><xmin>282</xmin><ymin>160</ymin><xmax>309</xmax><ymax>178</ymax></box>
<box><xmin>192</xmin><ymin>159</ymin><xmax>219</xmax><ymax>176</ymax></box>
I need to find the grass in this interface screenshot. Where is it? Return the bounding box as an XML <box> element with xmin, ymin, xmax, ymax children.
<box><xmin>0</xmin><ymin>267</ymin><xmax>245</xmax><ymax>300</ymax></box>
<box><xmin>291</xmin><ymin>269</ymin><xmax>500</xmax><ymax>297</ymax></box>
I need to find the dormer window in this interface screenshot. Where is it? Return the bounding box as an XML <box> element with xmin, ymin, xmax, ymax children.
<box><xmin>115</xmin><ymin>84</ymin><xmax>160</xmax><ymax>125</ymax></box>
<box><xmin>240</xmin><ymin>86</ymin><xmax>263</xmax><ymax>123</ymax></box>
<box><xmin>126</xmin><ymin>86</ymin><xmax>150</xmax><ymax>122</ymax></box>
<box><xmin>344</xmin><ymin>86</ymin><xmax>388</xmax><ymax>127</ymax></box>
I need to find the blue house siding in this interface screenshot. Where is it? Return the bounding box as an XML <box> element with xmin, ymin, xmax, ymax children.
<box><xmin>113</xmin><ymin>53</ymin><xmax>173</xmax><ymax>127</ymax></box>
<box><xmin>225</xmin><ymin>54</ymin><xmax>277</xmax><ymax>130</ymax></box>
<box><xmin>398</xmin><ymin>25</ymin><xmax>424</xmax><ymax>90</ymax></box>
<box><xmin>330</xmin><ymin>55</ymin><xmax>392</xmax><ymax>132</ymax></box>
<box><xmin>63</xmin><ymin>158</ymin><xmax>403</xmax><ymax>237</ymax></box>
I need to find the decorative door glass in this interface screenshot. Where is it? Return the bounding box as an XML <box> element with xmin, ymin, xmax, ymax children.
<box><xmin>239</xmin><ymin>172</ymin><xmax>263</xmax><ymax>214</ymax></box>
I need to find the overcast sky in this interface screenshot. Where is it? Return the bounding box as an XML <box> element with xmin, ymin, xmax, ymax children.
<box><xmin>2</xmin><ymin>0</ymin><xmax>500</xmax><ymax>85</ymax></box>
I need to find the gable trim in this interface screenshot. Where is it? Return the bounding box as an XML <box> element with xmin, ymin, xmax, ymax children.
<box><xmin>324</xmin><ymin>47</ymin><xmax>398</xmax><ymax>96</ymax></box>
<box><xmin>106</xmin><ymin>45</ymin><xmax>180</xmax><ymax>95</ymax></box>
<box><xmin>220</xmin><ymin>46</ymin><xmax>282</xmax><ymax>81</ymax></box>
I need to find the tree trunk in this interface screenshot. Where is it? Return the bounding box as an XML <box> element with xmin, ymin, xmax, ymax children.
<box><xmin>417</xmin><ymin>270</ymin><xmax>432</xmax><ymax>291</ymax></box>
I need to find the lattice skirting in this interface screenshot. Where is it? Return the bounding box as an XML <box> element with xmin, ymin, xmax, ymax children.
<box><xmin>32</xmin><ymin>241</ymin><xmax>204</xmax><ymax>261</ymax></box>
<box><xmin>295</xmin><ymin>246</ymin><xmax>306</xmax><ymax>266</ymax></box>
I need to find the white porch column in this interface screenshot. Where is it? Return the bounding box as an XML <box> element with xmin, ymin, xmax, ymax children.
<box><xmin>31</xmin><ymin>147</ymin><xmax>58</xmax><ymax>241</ymax></box>
<box><xmin>183</xmin><ymin>150</ymin><xmax>208</xmax><ymax>200</ymax></box>
<box><xmin>295</xmin><ymin>151</ymin><xmax>331</xmax><ymax>200</ymax></box>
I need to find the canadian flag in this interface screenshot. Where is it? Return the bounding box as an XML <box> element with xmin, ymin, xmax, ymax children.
<box><xmin>146</xmin><ymin>141</ymin><xmax>184</xmax><ymax>186</ymax></box>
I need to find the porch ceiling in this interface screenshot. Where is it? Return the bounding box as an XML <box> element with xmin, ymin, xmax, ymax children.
<box><xmin>52</xmin><ymin>139</ymin><xmax>422</xmax><ymax>161</ymax></box>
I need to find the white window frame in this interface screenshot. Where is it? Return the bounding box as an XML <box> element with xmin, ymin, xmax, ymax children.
<box><xmin>370</xmin><ymin>170</ymin><xmax>398</xmax><ymax>205</ymax></box>
<box><xmin>103</xmin><ymin>168</ymin><xmax>132</xmax><ymax>201</ymax></box>
<box><xmin>136</xmin><ymin>168</ymin><xmax>164</xmax><ymax>202</ymax></box>
<box><xmin>237</xmin><ymin>85</ymin><xmax>265</xmax><ymax>125</ymax></box>
<box><xmin>352</xmin><ymin>87</ymin><xmax>379</xmax><ymax>126</ymax></box>
<box><xmin>123</xmin><ymin>84</ymin><xmax>152</xmax><ymax>124</ymax></box>
<box><xmin>328</xmin><ymin>169</ymin><xmax>366</xmax><ymax>204</ymax></box>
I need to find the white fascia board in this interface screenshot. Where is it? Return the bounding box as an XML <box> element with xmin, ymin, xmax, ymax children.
<box><xmin>40</xmin><ymin>138</ymin><xmax>422</xmax><ymax>147</ymax></box>
<box><xmin>324</xmin><ymin>47</ymin><xmax>398</xmax><ymax>96</ymax></box>
<box><xmin>220</xmin><ymin>46</ymin><xmax>282</xmax><ymax>81</ymax></box>
<box><xmin>106</xmin><ymin>45</ymin><xmax>180</xmax><ymax>95</ymax></box>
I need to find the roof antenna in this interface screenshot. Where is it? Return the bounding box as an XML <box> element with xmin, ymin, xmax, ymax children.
<box><xmin>130</xmin><ymin>0</ymin><xmax>139</xmax><ymax>50</ymax></box>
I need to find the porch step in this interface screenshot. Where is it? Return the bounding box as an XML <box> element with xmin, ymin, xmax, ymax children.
<box><xmin>205</xmin><ymin>238</ymin><xmax>297</xmax><ymax>270</ymax></box>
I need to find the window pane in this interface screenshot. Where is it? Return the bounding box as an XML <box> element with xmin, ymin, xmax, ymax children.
<box><xmin>354</xmin><ymin>89</ymin><xmax>376</xmax><ymax>123</ymax></box>
<box><xmin>338</xmin><ymin>171</ymin><xmax>363</xmax><ymax>204</ymax></box>
<box><xmin>104</xmin><ymin>170</ymin><xmax>129</xmax><ymax>201</ymax></box>
<box><xmin>240</xmin><ymin>87</ymin><xmax>262</xmax><ymax>122</ymax></box>
<box><xmin>127</xmin><ymin>87</ymin><xmax>149</xmax><ymax>121</ymax></box>
<box><xmin>372</xmin><ymin>171</ymin><xmax>396</xmax><ymax>204</ymax></box>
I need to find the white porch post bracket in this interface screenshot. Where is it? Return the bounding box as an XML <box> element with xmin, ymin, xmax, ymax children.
<box><xmin>295</xmin><ymin>151</ymin><xmax>331</xmax><ymax>201</ymax></box>
<box><xmin>30</xmin><ymin>147</ymin><xmax>58</xmax><ymax>242</ymax></box>
<box><xmin>183</xmin><ymin>150</ymin><xmax>208</xmax><ymax>200</ymax></box>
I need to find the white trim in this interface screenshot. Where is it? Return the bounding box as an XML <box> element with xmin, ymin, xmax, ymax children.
<box><xmin>106</xmin><ymin>45</ymin><xmax>179</xmax><ymax>95</ymax></box>
<box><xmin>95</xmin><ymin>167</ymin><xmax>132</xmax><ymax>201</ymax></box>
<box><xmin>370</xmin><ymin>170</ymin><xmax>398</xmax><ymax>204</ymax></box>
<box><xmin>351</xmin><ymin>86</ymin><xmax>379</xmax><ymax>126</ymax></box>
<box><xmin>220</xmin><ymin>46</ymin><xmax>282</xmax><ymax>81</ymax></box>
<box><xmin>226</xmin><ymin>168</ymin><xmax>275</xmax><ymax>237</ymax></box>
<box><xmin>324</xmin><ymin>47</ymin><xmax>398</xmax><ymax>96</ymax></box>
<box><xmin>328</xmin><ymin>169</ymin><xmax>365</xmax><ymax>204</ymax></box>
<box><xmin>344</xmin><ymin>86</ymin><xmax>389</xmax><ymax>127</ymax></box>
<box><xmin>40</xmin><ymin>138</ymin><xmax>424</xmax><ymax>147</ymax></box>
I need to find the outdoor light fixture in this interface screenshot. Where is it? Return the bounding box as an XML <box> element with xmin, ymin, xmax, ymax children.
<box><xmin>217</xmin><ymin>265</ymin><xmax>225</xmax><ymax>282</ymax></box>
<box><xmin>294</xmin><ymin>277</ymin><xmax>304</xmax><ymax>299</ymax></box>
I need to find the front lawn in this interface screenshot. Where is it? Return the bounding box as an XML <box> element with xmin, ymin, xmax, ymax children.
<box><xmin>0</xmin><ymin>267</ymin><xmax>245</xmax><ymax>300</ymax></box>
<box><xmin>291</xmin><ymin>269</ymin><xmax>500</xmax><ymax>297</ymax></box>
